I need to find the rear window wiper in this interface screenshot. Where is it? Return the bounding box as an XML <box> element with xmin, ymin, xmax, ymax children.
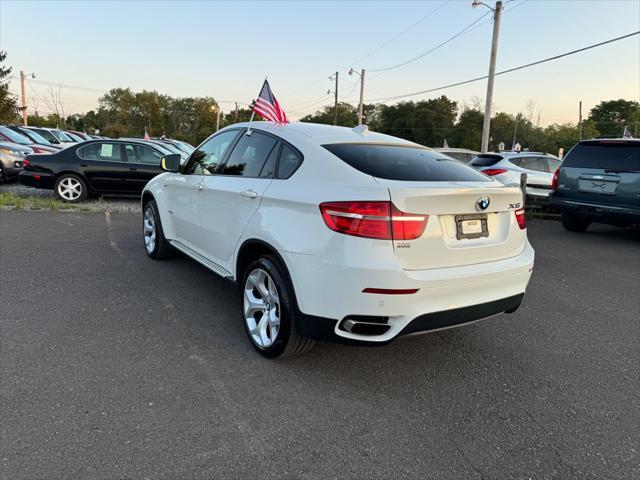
<box><xmin>604</xmin><ymin>169</ymin><xmax>640</xmax><ymax>173</ymax></box>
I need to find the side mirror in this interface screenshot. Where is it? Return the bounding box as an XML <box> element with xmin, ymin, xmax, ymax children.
<box><xmin>160</xmin><ymin>154</ymin><xmax>181</xmax><ymax>172</ymax></box>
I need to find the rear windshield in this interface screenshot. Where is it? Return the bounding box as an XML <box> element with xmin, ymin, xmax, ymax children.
<box><xmin>323</xmin><ymin>143</ymin><xmax>490</xmax><ymax>182</ymax></box>
<box><xmin>469</xmin><ymin>155</ymin><xmax>503</xmax><ymax>167</ymax></box>
<box><xmin>563</xmin><ymin>142</ymin><xmax>640</xmax><ymax>171</ymax></box>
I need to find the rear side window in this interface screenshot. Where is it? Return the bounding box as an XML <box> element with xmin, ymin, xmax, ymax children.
<box><xmin>469</xmin><ymin>155</ymin><xmax>503</xmax><ymax>167</ymax></box>
<box><xmin>562</xmin><ymin>142</ymin><xmax>640</xmax><ymax>170</ymax></box>
<box><xmin>77</xmin><ymin>143</ymin><xmax>122</xmax><ymax>162</ymax></box>
<box><xmin>277</xmin><ymin>143</ymin><xmax>303</xmax><ymax>178</ymax></box>
<box><xmin>221</xmin><ymin>131</ymin><xmax>277</xmax><ymax>177</ymax></box>
<box><xmin>324</xmin><ymin>143</ymin><xmax>491</xmax><ymax>182</ymax></box>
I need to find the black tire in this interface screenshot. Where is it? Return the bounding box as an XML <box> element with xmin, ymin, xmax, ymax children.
<box><xmin>240</xmin><ymin>256</ymin><xmax>315</xmax><ymax>359</ymax></box>
<box><xmin>54</xmin><ymin>173</ymin><xmax>88</xmax><ymax>203</ymax></box>
<box><xmin>562</xmin><ymin>212</ymin><xmax>590</xmax><ymax>232</ymax></box>
<box><xmin>143</xmin><ymin>200</ymin><xmax>172</xmax><ymax>259</ymax></box>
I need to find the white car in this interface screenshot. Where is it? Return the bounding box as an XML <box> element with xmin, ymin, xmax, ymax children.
<box><xmin>142</xmin><ymin>123</ymin><xmax>534</xmax><ymax>358</ymax></box>
<box><xmin>23</xmin><ymin>126</ymin><xmax>76</xmax><ymax>149</ymax></box>
<box><xmin>469</xmin><ymin>152</ymin><xmax>562</xmax><ymax>205</ymax></box>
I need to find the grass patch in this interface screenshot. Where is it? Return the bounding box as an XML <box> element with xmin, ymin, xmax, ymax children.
<box><xmin>0</xmin><ymin>191</ymin><xmax>78</xmax><ymax>211</ymax></box>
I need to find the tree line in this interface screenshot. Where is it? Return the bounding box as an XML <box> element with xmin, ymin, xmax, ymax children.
<box><xmin>1</xmin><ymin>51</ymin><xmax>638</xmax><ymax>152</ymax></box>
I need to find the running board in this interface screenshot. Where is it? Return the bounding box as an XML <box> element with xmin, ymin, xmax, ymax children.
<box><xmin>169</xmin><ymin>240</ymin><xmax>233</xmax><ymax>279</ymax></box>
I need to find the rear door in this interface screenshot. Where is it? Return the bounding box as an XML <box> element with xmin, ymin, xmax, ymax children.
<box><xmin>512</xmin><ymin>156</ymin><xmax>553</xmax><ymax>195</ymax></box>
<box><xmin>76</xmin><ymin>142</ymin><xmax>130</xmax><ymax>192</ymax></box>
<box><xmin>324</xmin><ymin>143</ymin><xmax>526</xmax><ymax>270</ymax></box>
<box><xmin>559</xmin><ymin>141</ymin><xmax>640</xmax><ymax>208</ymax></box>
<box><xmin>198</xmin><ymin>130</ymin><xmax>280</xmax><ymax>270</ymax></box>
<box><xmin>122</xmin><ymin>143</ymin><xmax>164</xmax><ymax>193</ymax></box>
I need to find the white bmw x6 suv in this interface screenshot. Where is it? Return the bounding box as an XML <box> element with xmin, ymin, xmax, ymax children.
<box><xmin>142</xmin><ymin>122</ymin><xmax>534</xmax><ymax>358</ymax></box>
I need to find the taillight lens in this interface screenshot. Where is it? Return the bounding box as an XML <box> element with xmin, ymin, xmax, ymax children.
<box><xmin>515</xmin><ymin>208</ymin><xmax>526</xmax><ymax>230</ymax></box>
<box><xmin>551</xmin><ymin>167</ymin><xmax>560</xmax><ymax>190</ymax></box>
<box><xmin>482</xmin><ymin>168</ymin><xmax>508</xmax><ymax>176</ymax></box>
<box><xmin>320</xmin><ymin>201</ymin><xmax>428</xmax><ymax>240</ymax></box>
<box><xmin>23</xmin><ymin>158</ymin><xmax>30</xmax><ymax>168</ymax></box>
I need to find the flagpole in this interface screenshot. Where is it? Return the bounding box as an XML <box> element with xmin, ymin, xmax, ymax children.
<box><xmin>247</xmin><ymin>111</ymin><xmax>255</xmax><ymax>136</ymax></box>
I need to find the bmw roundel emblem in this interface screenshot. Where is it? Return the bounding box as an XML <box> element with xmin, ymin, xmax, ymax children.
<box><xmin>476</xmin><ymin>196</ymin><xmax>490</xmax><ymax>211</ymax></box>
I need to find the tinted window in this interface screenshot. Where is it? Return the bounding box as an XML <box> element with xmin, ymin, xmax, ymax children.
<box><xmin>51</xmin><ymin>130</ymin><xmax>73</xmax><ymax>142</ymax></box>
<box><xmin>277</xmin><ymin>143</ymin><xmax>303</xmax><ymax>178</ymax></box>
<box><xmin>30</xmin><ymin>128</ymin><xmax>58</xmax><ymax>143</ymax></box>
<box><xmin>469</xmin><ymin>155</ymin><xmax>503</xmax><ymax>167</ymax></box>
<box><xmin>186</xmin><ymin>130</ymin><xmax>238</xmax><ymax>175</ymax></box>
<box><xmin>562</xmin><ymin>142</ymin><xmax>640</xmax><ymax>171</ymax></box>
<box><xmin>77</xmin><ymin>142</ymin><xmax>122</xmax><ymax>162</ymax></box>
<box><xmin>324</xmin><ymin>144</ymin><xmax>491</xmax><ymax>182</ymax></box>
<box><xmin>259</xmin><ymin>142</ymin><xmax>280</xmax><ymax>178</ymax></box>
<box><xmin>221</xmin><ymin>131</ymin><xmax>277</xmax><ymax>177</ymax></box>
<box><xmin>546</xmin><ymin>157</ymin><xmax>562</xmax><ymax>172</ymax></box>
<box><xmin>517</xmin><ymin>156</ymin><xmax>548</xmax><ymax>172</ymax></box>
<box><xmin>124</xmin><ymin>144</ymin><xmax>162</xmax><ymax>165</ymax></box>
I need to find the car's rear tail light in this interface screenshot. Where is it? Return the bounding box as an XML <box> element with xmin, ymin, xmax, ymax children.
<box><xmin>514</xmin><ymin>208</ymin><xmax>526</xmax><ymax>230</ymax></box>
<box><xmin>551</xmin><ymin>166</ymin><xmax>560</xmax><ymax>190</ymax></box>
<box><xmin>22</xmin><ymin>158</ymin><xmax>30</xmax><ymax>168</ymax></box>
<box><xmin>320</xmin><ymin>201</ymin><xmax>428</xmax><ymax>240</ymax></box>
<box><xmin>391</xmin><ymin>204</ymin><xmax>428</xmax><ymax>240</ymax></box>
<box><xmin>482</xmin><ymin>168</ymin><xmax>508</xmax><ymax>176</ymax></box>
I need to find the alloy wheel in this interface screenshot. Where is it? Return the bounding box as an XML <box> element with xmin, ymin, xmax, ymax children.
<box><xmin>243</xmin><ymin>268</ymin><xmax>281</xmax><ymax>348</ymax></box>
<box><xmin>143</xmin><ymin>207</ymin><xmax>156</xmax><ymax>254</ymax></box>
<box><xmin>58</xmin><ymin>177</ymin><xmax>83</xmax><ymax>201</ymax></box>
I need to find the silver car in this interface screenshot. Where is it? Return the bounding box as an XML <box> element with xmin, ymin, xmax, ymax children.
<box><xmin>0</xmin><ymin>141</ymin><xmax>32</xmax><ymax>181</ymax></box>
<box><xmin>469</xmin><ymin>151</ymin><xmax>562</xmax><ymax>205</ymax></box>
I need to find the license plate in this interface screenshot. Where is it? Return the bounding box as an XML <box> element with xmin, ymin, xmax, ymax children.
<box><xmin>456</xmin><ymin>214</ymin><xmax>488</xmax><ymax>240</ymax></box>
<box><xmin>578</xmin><ymin>177</ymin><xmax>618</xmax><ymax>195</ymax></box>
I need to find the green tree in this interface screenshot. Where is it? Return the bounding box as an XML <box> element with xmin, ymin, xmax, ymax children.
<box><xmin>0</xmin><ymin>51</ymin><xmax>18</xmax><ymax>123</ymax></box>
<box><xmin>588</xmin><ymin>99</ymin><xmax>640</xmax><ymax>137</ymax></box>
<box><xmin>449</xmin><ymin>108</ymin><xmax>483</xmax><ymax>150</ymax></box>
<box><xmin>300</xmin><ymin>102</ymin><xmax>359</xmax><ymax>127</ymax></box>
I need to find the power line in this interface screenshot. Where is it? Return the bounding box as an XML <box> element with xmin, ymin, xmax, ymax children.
<box><xmin>367</xmin><ymin>31</ymin><xmax>640</xmax><ymax>103</ymax></box>
<box><xmin>29</xmin><ymin>78</ymin><xmax>106</xmax><ymax>93</ymax></box>
<box><xmin>368</xmin><ymin>10</ymin><xmax>492</xmax><ymax>73</ymax></box>
<box><xmin>350</xmin><ymin>0</ymin><xmax>453</xmax><ymax>65</ymax></box>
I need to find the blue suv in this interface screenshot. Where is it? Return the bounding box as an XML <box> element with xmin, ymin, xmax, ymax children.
<box><xmin>549</xmin><ymin>139</ymin><xmax>640</xmax><ymax>231</ymax></box>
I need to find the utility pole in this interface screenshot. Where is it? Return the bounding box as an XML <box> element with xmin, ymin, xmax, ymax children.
<box><xmin>216</xmin><ymin>108</ymin><xmax>221</xmax><ymax>131</ymax></box>
<box><xmin>474</xmin><ymin>1</ymin><xmax>503</xmax><ymax>153</ymax></box>
<box><xmin>234</xmin><ymin>102</ymin><xmax>238</xmax><ymax>122</ymax></box>
<box><xmin>358</xmin><ymin>69</ymin><xmax>365</xmax><ymax>125</ymax></box>
<box><xmin>578</xmin><ymin>101</ymin><xmax>583</xmax><ymax>140</ymax></box>
<box><xmin>333</xmin><ymin>71</ymin><xmax>339</xmax><ymax>126</ymax></box>
<box><xmin>512</xmin><ymin>113</ymin><xmax>520</xmax><ymax>150</ymax></box>
<box><xmin>20</xmin><ymin>71</ymin><xmax>28</xmax><ymax>126</ymax></box>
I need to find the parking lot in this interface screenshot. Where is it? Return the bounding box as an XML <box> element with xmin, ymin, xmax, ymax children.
<box><xmin>1</xmin><ymin>210</ymin><xmax>638</xmax><ymax>479</ymax></box>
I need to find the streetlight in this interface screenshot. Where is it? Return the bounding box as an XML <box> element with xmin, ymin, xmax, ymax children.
<box><xmin>349</xmin><ymin>67</ymin><xmax>366</xmax><ymax>125</ymax></box>
<box><xmin>472</xmin><ymin>0</ymin><xmax>503</xmax><ymax>153</ymax></box>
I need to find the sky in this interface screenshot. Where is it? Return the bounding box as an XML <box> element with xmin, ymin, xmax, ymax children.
<box><xmin>1</xmin><ymin>0</ymin><xmax>639</xmax><ymax>125</ymax></box>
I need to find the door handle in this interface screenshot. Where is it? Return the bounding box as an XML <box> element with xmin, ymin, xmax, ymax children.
<box><xmin>129</xmin><ymin>167</ymin><xmax>137</xmax><ymax>171</ymax></box>
<box><xmin>241</xmin><ymin>189</ymin><xmax>257</xmax><ymax>199</ymax></box>
<box><xmin>197</xmin><ymin>184</ymin><xmax>204</xmax><ymax>191</ymax></box>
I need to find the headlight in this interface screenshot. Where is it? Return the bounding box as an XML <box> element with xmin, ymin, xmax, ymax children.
<box><xmin>0</xmin><ymin>148</ymin><xmax>25</xmax><ymax>156</ymax></box>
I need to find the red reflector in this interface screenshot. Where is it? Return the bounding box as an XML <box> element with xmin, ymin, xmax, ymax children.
<box><xmin>362</xmin><ymin>288</ymin><xmax>419</xmax><ymax>295</ymax></box>
<box><xmin>482</xmin><ymin>168</ymin><xmax>508</xmax><ymax>176</ymax></box>
<box><xmin>23</xmin><ymin>159</ymin><xmax>30</xmax><ymax>167</ymax></box>
<box><xmin>320</xmin><ymin>202</ymin><xmax>428</xmax><ymax>240</ymax></box>
<box><xmin>515</xmin><ymin>208</ymin><xmax>526</xmax><ymax>230</ymax></box>
<box><xmin>551</xmin><ymin>166</ymin><xmax>560</xmax><ymax>190</ymax></box>
<box><xmin>33</xmin><ymin>175</ymin><xmax>41</xmax><ymax>181</ymax></box>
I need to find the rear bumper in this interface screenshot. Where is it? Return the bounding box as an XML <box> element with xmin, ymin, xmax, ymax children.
<box><xmin>288</xmin><ymin>240</ymin><xmax>534</xmax><ymax>344</ymax></box>
<box><xmin>0</xmin><ymin>156</ymin><xmax>24</xmax><ymax>179</ymax></box>
<box><xmin>18</xmin><ymin>171</ymin><xmax>55</xmax><ymax>190</ymax></box>
<box><xmin>549</xmin><ymin>195</ymin><xmax>640</xmax><ymax>225</ymax></box>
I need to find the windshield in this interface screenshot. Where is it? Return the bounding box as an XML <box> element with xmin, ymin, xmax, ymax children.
<box><xmin>21</xmin><ymin>128</ymin><xmax>52</xmax><ymax>145</ymax></box>
<box><xmin>51</xmin><ymin>129</ymin><xmax>74</xmax><ymax>142</ymax></box>
<box><xmin>0</xmin><ymin>126</ymin><xmax>32</xmax><ymax>145</ymax></box>
<box><xmin>324</xmin><ymin>143</ymin><xmax>491</xmax><ymax>182</ymax></box>
<box><xmin>563</xmin><ymin>142</ymin><xmax>640</xmax><ymax>171</ymax></box>
<box><xmin>30</xmin><ymin>128</ymin><xmax>59</xmax><ymax>143</ymax></box>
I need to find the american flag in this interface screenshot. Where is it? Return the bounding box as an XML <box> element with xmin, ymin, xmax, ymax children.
<box><xmin>252</xmin><ymin>80</ymin><xmax>288</xmax><ymax>123</ymax></box>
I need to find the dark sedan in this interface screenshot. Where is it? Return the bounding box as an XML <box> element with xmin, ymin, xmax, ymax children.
<box><xmin>19</xmin><ymin>139</ymin><xmax>172</xmax><ymax>202</ymax></box>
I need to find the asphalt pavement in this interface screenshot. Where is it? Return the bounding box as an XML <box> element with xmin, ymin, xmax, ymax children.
<box><xmin>1</xmin><ymin>210</ymin><xmax>638</xmax><ymax>479</ymax></box>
